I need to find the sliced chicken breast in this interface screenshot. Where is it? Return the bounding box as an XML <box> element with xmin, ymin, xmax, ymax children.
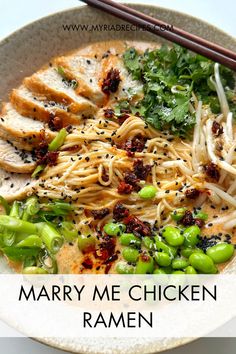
<box><xmin>11</xmin><ymin>86</ymin><xmax>82</xmax><ymax>126</ymax></box>
<box><xmin>0</xmin><ymin>138</ymin><xmax>36</xmax><ymax>173</ymax></box>
<box><xmin>0</xmin><ymin>102</ymin><xmax>52</xmax><ymax>140</ymax></box>
<box><xmin>0</xmin><ymin>168</ymin><xmax>35</xmax><ymax>202</ymax></box>
<box><xmin>55</xmin><ymin>54</ymin><xmax>105</xmax><ymax>105</ymax></box>
<box><xmin>24</xmin><ymin>67</ymin><xmax>97</xmax><ymax>117</ymax></box>
<box><xmin>0</xmin><ymin>129</ymin><xmax>37</xmax><ymax>151</ymax></box>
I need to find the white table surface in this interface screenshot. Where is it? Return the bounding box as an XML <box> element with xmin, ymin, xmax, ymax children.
<box><xmin>0</xmin><ymin>0</ymin><xmax>235</xmax><ymax>353</ymax></box>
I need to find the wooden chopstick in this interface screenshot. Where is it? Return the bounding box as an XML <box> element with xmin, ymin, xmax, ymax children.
<box><xmin>99</xmin><ymin>0</ymin><xmax>236</xmax><ymax>61</ymax></box>
<box><xmin>81</xmin><ymin>0</ymin><xmax>236</xmax><ymax>71</ymax></box>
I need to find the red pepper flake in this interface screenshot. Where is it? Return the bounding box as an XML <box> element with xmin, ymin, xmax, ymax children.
<box><xmin>122</xmin><ymin>139</ymin><xmax>132</xmax><ymax>151</ymax></box>
<box><xmin>212</xmin><ymin>121</ymin><xmax>223</xmax><ymax>136</ymax></box>
<box><xmin>118</xmin><ymin>114</ymin><xmax>129</xmax><ymax>125</ymax></box>
<box><xmin>103</xmin><ymin>108</ymin><xmax>114</xmax><ymax>119</ymax></box>
<box><xmin>34</xmin><ymin>139</ymin><xmax>59</xmax><ymax>167</ymax></box>
<box><xmin>185</xmin><ymin>188</ymin><xmax>200</xmax><ymax>199</ymax></box>
<box><xmin>101</xmin><ymin>167</ymin><xmax>109</xmax><ymax>182</ymax></box>
<box><xmin>140</xmin><ymin>252</ymin><xmax>151</xmax><ymax>263</ymax></box>
<box><xmin>91</xmin><ymin>208</ymin><xmax>110</xmax><ymax>220</ymax></box>
<box><xmin>123</xmin><ymin>215</ymin><xmax>151</xmax><ymax>237</ymax></box>
<box><xmin>181</xmin><ymin>210</ymin><xmax>194</xmax><ymax>226</ymax></box>
<box><xmin>127</xmin><ymin>150</ymin><xmax>135</xmax><ymax>158</ymax></box>
<box><xmin>96</xmin><ymin>248</ymin><xmax>109</xmax><ymax>261</ymax></box>
<box><xmin>124</xmin><ymin>172</ymin><xmax>139</xmax><ymax>185</ymax></box>
<box><xmin>96</xmin><ymin>237</ymin><xmax>116</xmax><ymax>262</ymax></box>
<box><xmin>34</xmin><ymin>140</ymin><xmax>48</xmax><ymax>161</ymax></box>
<box><xmin>117</xmin><ymin>134</ymin><xmax>147</xmax><ymax>155</ymax></box>
<box><xmin>124</xmin><ymin>172</ymin><xmax>141</xmax><ymax>192</ymax></box>
<box><xmin>84</xmin><ymin>209</ymin><xmax>90</xmax><ymax>218</ymax></box>
<box><xmin>133</xmin><ymin>159</ymin><xmax>151</xmax><ymax>180</ymax></box>
<box><xmin>40</xmin><ymin>151</ymin><xmax>59</xmax><ymax>166</ymax></box>
<box><xmin>102</xmin><ymin>68</ymin><xmax>121</xmax><ymax>94</ymax></box>
<box><xmin>113</xmin><ymin>202</ymin><xmax>130</xmax><ymax>221</ymax></box>
<box><xmin>204</xmin><ymin>162</ymin><xmax>220</xmax><ymax>181</ymax></box>
<box><xmin>117</xmin><ymin>159</ymin><xmax>150</xmax><ymax>195</ymax></box>
<box><xmin>194</xmin><ymin>218</ymin><xmax>205</xmax><ymax>228</ymax></box>
<box><xmin>118</xmin><ymin>108</ymin><xmax>131</xmax><ymax>125</ymax></box>
<box><xmin>117</xmin><ymin>181</ymin><xmax>133</xmax><ymax>194</ymax></box>
<box><xmin>131</xmin><ymin>135</ymin><xmax>147</xmax><ymax>152</ymax></box>
<box><xmin>82</xmin><ymin>257</ymin><xmax>93</xmax><ymax>270</ymax></box>
<box><xmin>48</xmin><ymin>115</ymin><xmax>63</xmax><ymax>131</ymax></box>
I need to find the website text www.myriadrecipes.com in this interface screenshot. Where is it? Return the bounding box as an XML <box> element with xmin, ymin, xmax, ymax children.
<box><xmin>62</xmin><ymin>23</ymin><xmax>174</xmax><ymax>32</ymax></box>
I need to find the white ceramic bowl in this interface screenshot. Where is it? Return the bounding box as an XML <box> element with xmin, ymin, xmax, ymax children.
<box><xmin>0</xmin><ymin>3</ymin><xmax>235</xmax><ymax>353</ymax></box>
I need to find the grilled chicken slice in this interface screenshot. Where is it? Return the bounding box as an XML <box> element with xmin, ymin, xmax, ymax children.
<box><xmin>24</xmin><ymin>67</ymin><xmax>97</xmax><ymax>118</ymax></box>
<box><xmin>0</xmin><ymin>168</ymin><xmax>35</xmax><ymax>202</ymax></box>
<box><xmin>0</xmin><ymin>138</ymin><xmax>36</xmax><ymax>173</ymax></box>
<box><xmin>0</xmin><ymin>102</ymin><xmax>53</xmax><ymax>141</ymax></box>
<box><xmin>0</xmin><ymin>129</ymin><xmax>37</xmax><ymax>152</ymax></box>
<box><xmin>11</xmin><ymin>86</ymin><xmax>82</xmax><ymax>126</ymax></box>
<box><xmin>101</xmin><ymin>55</ymin><xmax>143</xmax><ymax>103</ymax></box>
<box><xmin>0</xmin><ymin>103</ymin><xmax>55</xmax><ymax>151</ymax></box>
<box><xmin>55</xmin><ymin>54</ymin><xmax>105</xmax><ymax>106</ymax></box>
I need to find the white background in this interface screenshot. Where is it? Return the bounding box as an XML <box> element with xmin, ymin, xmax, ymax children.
<box><xmin>0</xmin><ymin>0</ymin><xmax>236</xmax><ymax>353</ymax></box>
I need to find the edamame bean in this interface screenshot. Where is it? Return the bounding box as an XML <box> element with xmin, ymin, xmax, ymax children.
<box><xmin>103</xmin><ymin>222</ymin><xmax>126</xmax><ymax>236</ymax></box>
<box><xmin>185</xmin><ymin>266</ymin><xmax>197</xmax><ymax>274</ymax></box>
<box><xmin>172</xmin><ymin>270</ymin><xmax>185</xmax><ymax>274</ymax></box>
<box><xmin>206</xmin><ymin>243</ymin><xmax>234</xmax><ymax>264</ymax></box>
<box><xmin>143</xmin><ymin>236</ymin><xmax>155</xmax><ymax>250</ymax></box>
<box><xmin>154</xmin><ymin>236</ymin><xmax>177</xmax><ymax>258</ymax></box>
<box><xmin>122</xmin><ymin>247</ymin><xmax>139</xmax><ymax>263</ymax></box>
<box><xmin>162</xmin><ymin>226</ymin><xmax>184</xmax><ymax>246</ymax></box>
<box><xmin>119</xmin><ymin>233</ymin><xmax>141</xmax><ymax>247</ymax></box>
<box><xmin>181</xmin><ymin>247</ymin><xmax>203</xmax><ymax>258</ymax></box>
<box><xmin>116</xmin><ymin>262</ymin><xmax>135</xmax><ymax>274</ymax></box>
<box><xmin>171</xmin><ymin>208</ymin><xmax>187</xmax><ymax>221</ymax></box>
<box><xmin>162</xmin><ymin>266</ymin><xmax>173</xmax><ymax>274</ymax></box>
<box><xmin>154</xmin><ymin>252</ymin><xmax>171</xmax><ymax>267</ymax></box>
<box><xmin>189</xmin><ymin>253</ymin><xmax>217</xmax><ymax>274</ymax></box>
<box><xmin>138</xmin><ymin>185</ymin><xmax>157</xmax><ymax>199</ymax></box>
<box><xmin>135</xmin><ymin>254</ymin><xmax>154</xmax><ymax>274</ymax></box>
<box><xmin>183</xmin><ymin>225</ymin><xmax>201</xmax><ymax>247</ymax></box>
<box><xmin>172</xmin><ymin>257</ymin><xmax>189</xmax><ymax>269</ymax></box>
<box><xmin>154</xmin><ymin>268</ymin><xmax>167</xmax><ymax>274</ymax></box>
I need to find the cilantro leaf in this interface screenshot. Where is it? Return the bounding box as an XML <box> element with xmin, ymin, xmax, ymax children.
<box><xmin>122</xmin><ymin>48</ymin><xmax>142</xmax><ymax>80</ymax></box>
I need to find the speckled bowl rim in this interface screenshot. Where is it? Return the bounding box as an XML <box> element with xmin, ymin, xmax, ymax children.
<box><xmin>33</xmin><ymin>337</ymin><xmax>198</xmax><ymax>354</ymax></box>
<box><xmin>0</xmin><ymin>3</ymin><xmax>235</xmax><ymax>48</ymax></box>
<box><xmin>0</xmin><ymin>2</ymin><xmax>236</xmax><ymax>354</ymax></box>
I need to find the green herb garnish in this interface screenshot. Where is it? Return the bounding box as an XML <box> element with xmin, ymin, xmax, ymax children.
<box><xmin>122</xmin><ymin>45</ymin><xmax>235</xmax><ymax>137</ymax></box>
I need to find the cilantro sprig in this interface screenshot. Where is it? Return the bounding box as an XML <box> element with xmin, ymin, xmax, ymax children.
<box><xmin>122</xmin><ymin>45</ymin><xmax>235</xmax><ymax>137</ymax></box>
